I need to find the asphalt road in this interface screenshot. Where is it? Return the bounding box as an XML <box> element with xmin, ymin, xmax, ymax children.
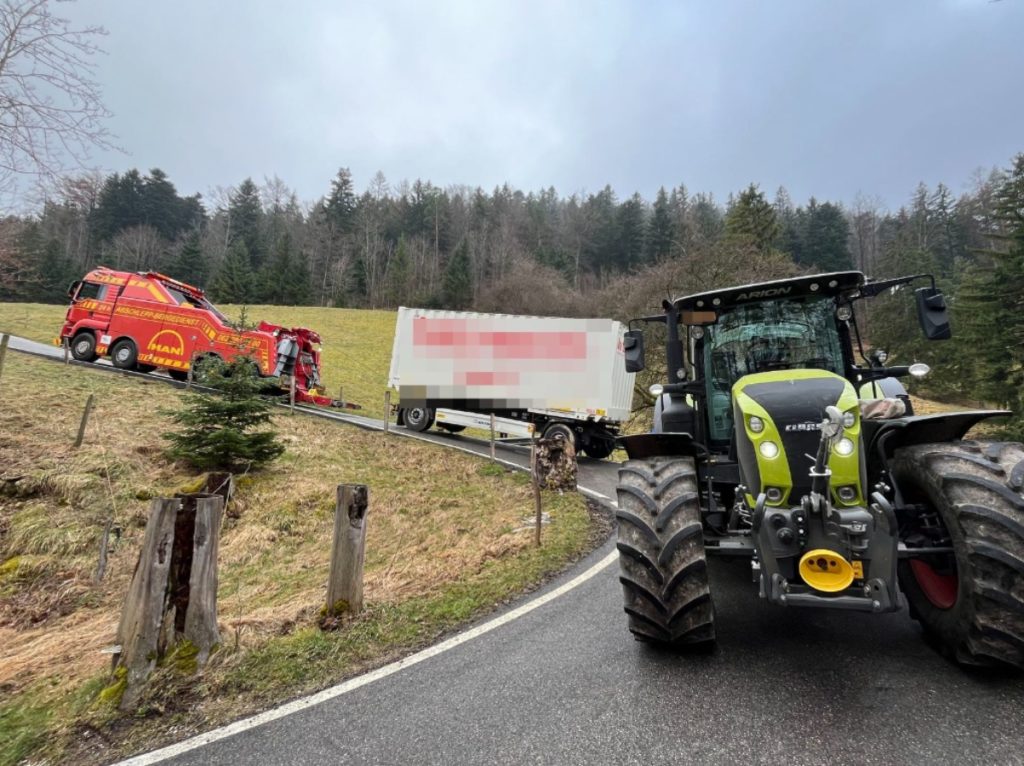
<box><xmin>8</xmin><ymin>337</ymin><xmax>1024</xmax><ymax>765</ymax></box>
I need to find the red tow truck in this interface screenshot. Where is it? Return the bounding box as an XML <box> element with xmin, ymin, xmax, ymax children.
<box><xmin>58</xmin><ymin>267</ymin><xmax>356</xmax><ymax>408</ymax></box>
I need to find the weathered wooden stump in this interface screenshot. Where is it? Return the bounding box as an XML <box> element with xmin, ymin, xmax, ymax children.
<box><xmin>114</xmin><ymin>494</ymin><xmax>223</xmax><ymax>709</ymax></box>
<box><xmin>325</xmin><ymin>484</ymin><xmax>369</xmax><ymax>624</ymax></box>
<box><xmin>534</xmin><ymin>436</ymin><xmax>578</xmax><ymax>492</ymax></box>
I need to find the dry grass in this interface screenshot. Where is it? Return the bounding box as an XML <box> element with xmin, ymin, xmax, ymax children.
<box><xmin>0</xmin><ymin>352</ymin><xmax>593</xmax><ymax>765</ymax></box>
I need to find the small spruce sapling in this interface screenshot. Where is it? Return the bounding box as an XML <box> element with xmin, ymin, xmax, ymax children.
<box><xmin>163</xmin><ymin>356</ymin><xmax>284</xmax><ymax>472</ymax></box>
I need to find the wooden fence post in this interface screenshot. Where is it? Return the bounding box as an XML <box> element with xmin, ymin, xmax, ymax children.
<box><xmin>531</xmin><ymin>436</ymin><xmax>542</xmax><ymax>546</ymax></box>
<box><xmin>182</xmin><ymin>495</ymin><xmax>223</xmax><ymax>664</ymax></box>
<box><xmin>289</xmin><ymin>374</ymin><xmax>296</xmax><ymax>413</ymax></box>
<box><xmin>114</xmin><ymin>494</ymin><xmax>224</xmax><ymax>709</ymax></box>
<box><xmin>326</xmin><ymin>484</ymin><xmax>369</xmax><ymax>617</ymax></box>
<box><xmin>115</xmin><ymin>498</ymin><xmax>178</xmax><ymax>709</ymax></box>
<box><xmin>490</xmin><ymin>413</ymin><xmax>496</xmax><ymax>461</ymax></box>
<box><xmin>63</xmin><ymin>337</ymin><xmax>70</xmax><ymax>365</ymax></box>
<box><xmin>74</xmin><ymin>394</ymin><xmax>95</xmax><ymax>448</ymax></box>
<box><xmin>383</xmin><ymin>391</ymin><xmax>391</xmax><ymax>435</ymax></box>
<box><xmin>0</xmin><ymin>333</ymin><xmax>8</xmax><ymax>383</ymax></box>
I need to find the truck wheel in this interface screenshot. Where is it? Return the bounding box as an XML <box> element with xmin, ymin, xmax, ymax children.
<box><xmin>110</xmin><ymin>339</ymin><xmax>138</xmax><ymax>370</ymax></box>
<box><xmin>582</xmin><ymin>432</ymin><xmax>615</xmax><ymax>460</ymax></box>
<box><xmin>615</xmin><ymin>456</ymin><xmax>715</xmax><ymax>647</ymax></box>
<box><xmin>543</xmin><ymin>422</ymin><xmax>579</xmax><ymax>452</ymax></box>
<box><xmin>404</xmin><ymin>407</ymin><xmax>434</xmax><ymax>432</ymax></box>
<box><xmin>891</xmin><ymin>441</ymin><xmax>1024</xmax><ymax>669</ymax></box>
<box><xmin>70</xmin><ymin>332</ymin><xmax>98</xmax><ymax>362</ymax></box>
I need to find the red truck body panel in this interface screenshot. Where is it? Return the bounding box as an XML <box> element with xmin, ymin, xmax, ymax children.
<box><xmin>58</xmin><ymin>268</ymin><xmax>336</xmax><ymax>405</ymax></box>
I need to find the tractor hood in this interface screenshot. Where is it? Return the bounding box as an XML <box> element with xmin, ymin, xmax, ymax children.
<box><xmin>732</xmin><ymin>370</ymin><xmax>864</xmax><ymax>508</ymax></box>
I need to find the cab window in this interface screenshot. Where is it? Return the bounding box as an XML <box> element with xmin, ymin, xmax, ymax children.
<box><xmin>75</xmin><ymin>281</ymin><xmax>108</xmax><ymax>301</ymax></box>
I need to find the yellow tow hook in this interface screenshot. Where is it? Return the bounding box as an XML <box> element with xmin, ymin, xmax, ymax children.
<box><xmin>798</xmin><ymin>549</ymin><xmax>855</xmax><ymax>593</ymax></box>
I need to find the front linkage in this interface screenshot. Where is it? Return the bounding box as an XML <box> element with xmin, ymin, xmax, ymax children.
<box><xmin>752</xmin><ymin>406</ymin><xmax>898</xmax><ymax>612</ymax></box>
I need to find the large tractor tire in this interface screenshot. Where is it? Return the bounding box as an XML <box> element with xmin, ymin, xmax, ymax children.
<box><xmin>890</xmin><ymin>441</ymin><xmax>1024</xmax><ymax>669</ymax></box>
<box><xmin>615</xmin><ymin>456</ymin><xmax>715</xmax><ymax>647</ymax></box>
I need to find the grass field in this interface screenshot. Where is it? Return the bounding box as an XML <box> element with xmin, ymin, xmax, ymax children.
<box><xmin>0</xmin><ymin>352</ymin><xmax>596</xmax><ymax>766</ymax></box>
<box><xmin>0</xmin><ymin>302</ymin><xmax>397</xmax><ymax>418</ymax></box>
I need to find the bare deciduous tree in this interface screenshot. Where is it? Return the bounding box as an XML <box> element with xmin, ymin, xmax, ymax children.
<box><xmin>0</xmin><ymin>0</ymin><xmax>114</xmax><ymax>196</ymax></box>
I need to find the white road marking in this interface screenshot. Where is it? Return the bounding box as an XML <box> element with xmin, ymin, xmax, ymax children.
<box><xmin>113</xmin><ymin>548</ymin><xmax>619</xmax><ymax>766</ymax></box>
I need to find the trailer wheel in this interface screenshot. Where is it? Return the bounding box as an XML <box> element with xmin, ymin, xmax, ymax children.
<box><xmin>582</xmin><ymin>432</ymin><xmax>615</xmax><ymax>460</ymax></box>
<box><xmin>543</xmin><ymin>422</ymin><xmax>579</xmax><ymax>452</ymax></box>
<box><xmin>891</xmin><ymin>441</ymin><xmax>1024</xmax><ymax>669</ymax></box>
<box><xmin>404</xmin><ymin>406</ymin><xmax>434</xmax><ymax>432</ymax></box>
<box><xmin>70</xmin><ymin>332</ymin><xmax>98</xmax><ymax>362</ymax></box>
<box><xmin>110</xmin><ymin>338</ymin><xmax>138</xmax><ymax>370</ymax></box>
<box><xmin>615</xmin><ymin>456</ymin><xmax>715</xmax><ymax>647</ymax></box>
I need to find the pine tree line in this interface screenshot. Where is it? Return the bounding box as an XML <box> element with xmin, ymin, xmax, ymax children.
<box><xmin>2</xmin><ymin>168</ymin><xmax>862</xmax><ymax>310</ymax></box>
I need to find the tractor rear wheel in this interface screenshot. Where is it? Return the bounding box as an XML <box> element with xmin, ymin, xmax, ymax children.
<box><xmin>891</xmin><ymin>441</ymin><xmax>1024</xmax><ymax>669</ymax></box>
<box><xmin>615</xmin><ymin>456</ymin><xmax>715</xmax><ymax>647</ymax></box>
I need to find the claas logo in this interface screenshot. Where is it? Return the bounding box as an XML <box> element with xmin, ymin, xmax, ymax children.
<box><xmin>147</xmin><ymin>329</ymin><xmax>185</xmax><ymax>356</ymax></box>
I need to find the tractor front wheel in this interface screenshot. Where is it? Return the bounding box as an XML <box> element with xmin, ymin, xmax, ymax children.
<box><xmin>891</xmin><ymin>441</ymin><xmax>1024</xmax><ymax>669</ymax></box>
<box><xmin>615</xmin><ymin>456</ymin><xmax>715</xmax><ymax>647</ymax></box>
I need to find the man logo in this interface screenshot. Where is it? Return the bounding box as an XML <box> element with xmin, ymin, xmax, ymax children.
<box><xmin>147</xmin><ymin>329</ymin><xmax>185</xmax><ymax>356</ymax></box>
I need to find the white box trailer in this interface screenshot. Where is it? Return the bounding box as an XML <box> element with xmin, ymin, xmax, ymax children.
<box><xmin>387</xmin><ymin>307</ymin><xmax>635</xmax><ymax>458</ymax></box>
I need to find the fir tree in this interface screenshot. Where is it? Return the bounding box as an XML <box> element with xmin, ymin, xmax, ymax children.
<box><xmin>724</xmin><ymin>184</ymin><xmax>779</xmax><ymax>253</ymax></box>
<box><xmin>210</xmin><ymin>241</ymin><xmax>254</xmax><ymax>303</ymax></box>
<box><xmin>647</xmin><ymin>187</ymin><xmax>674</xmax><ymax>261</ymax></box>
<box><xmin>173</xmin><ymin>231</ymin><xmax>207</xmax><ymax>287</ymax></box>
<box><xmin>163</xmin><ymin>357</ymin><xmax>284</xmax><ymax>472</ymax></box>
<box><xmin>228</xmin><ymin>178</ymin><xmax>265</xmax><ymax>269</ymax></box>
<box><xmin>385</xmin><ymin>235</ymin><xmax>410</xmax><ymax>306</ymax></box>
<box><xmin>443</xmin><ymin>240</ymin><xmax>472</xmax><ymax>309</ymax></box>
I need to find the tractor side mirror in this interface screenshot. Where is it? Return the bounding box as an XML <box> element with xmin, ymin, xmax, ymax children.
<box><xmin>66</xmin><ymin>280</ymin><xmax>81</xmax><ymax>300</ymax></box>
<box><xmin>915</xmin><ymin>287</ymin><xmax>952</xmax><ymax>340</ymax></box>
<box><xmin>624</xmin><ymin>330</ymin><xmax>645</xmax><ymax>373</ymax></box>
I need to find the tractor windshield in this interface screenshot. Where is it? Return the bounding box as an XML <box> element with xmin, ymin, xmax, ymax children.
<box><xmin>702</xmin><ymin>296</ymin><xmax>844</xmax><ymax>442</ymax></box>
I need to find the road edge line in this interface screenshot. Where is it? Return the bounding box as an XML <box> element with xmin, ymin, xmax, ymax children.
<box><xmin>113</xmin><ymin>548</ymin><xmax>618</xmax><ymax>766</ymax></box>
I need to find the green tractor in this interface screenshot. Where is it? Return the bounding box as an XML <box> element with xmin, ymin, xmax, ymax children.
<box><xmin>617</xmin><ymin>270</ymin><xmax>1024</xmax><ymax>668</ymax></box>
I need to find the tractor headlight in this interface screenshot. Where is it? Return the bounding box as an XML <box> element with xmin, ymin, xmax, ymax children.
<box><xmin>759</xmin><ymin>440</ymin><xmax>780</xmax><ymax>459</ymax></box>
<box><xmin>834</xmin><ymin>437</ymin><xmax>855</xmax><ymax>457</ymax></box>
<box><xmin>836</xmin><ymin>305</ymin><xmax>853</xmax><ymax>322</ymax></box>
<box><xmin>649</xmin><ymin>384</ymin><xmax>664</xmax><ymax>396</ymax></box>
<box><xmin>690</xmin><ymin>326</ymin><xmax>705</xmax><ymax>340</ymax></box>
<box><xmin>842</xmin><ymin>411</ymin><xmax>856</xmax><ymax>428</ymax></box>
<box><xmin>749</xmin><ymin>416</ymin><xmax>765</xmax><ymax>433</ymax></box>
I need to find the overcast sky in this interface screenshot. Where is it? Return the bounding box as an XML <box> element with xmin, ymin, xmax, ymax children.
<box><xmin>63</xmin><ymin>0</ymin><xmax>1024</xmax><ymax>210</ymax></box>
